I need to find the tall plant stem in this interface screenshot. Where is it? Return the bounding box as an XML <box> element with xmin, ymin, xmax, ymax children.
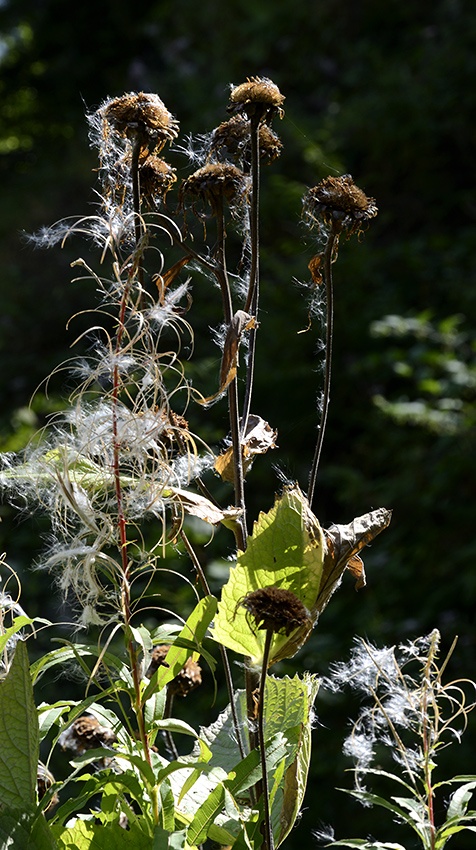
<box><xmin>179</xmin><ymin>528</ymin><xmax>246</xmax><ymax>761</ymax></box>
<box><xmin>112</xmin><ymin>270</ymin><xmax>159</xmax><ymax>824</ymax></box>
<box><xmin>307</xmin><ymin>229</ymin><xmax>339</xmax><ymax>512</ymax></box>
<box><xmin>130</xmin><ymin>136</ymin><xmax>145</xmax><ymax>293</ymax></box>
<box><xmin>215</xmin><ymin>197</ymin><xmax>247</xmax><ymax>548</ymax></box>
<box><xmin>257</xmin><ymin>629</ymin><xmax>275</xmax><ymax>850</ymax></box>
<box><xmin>242</xmin><ymin>114</ymin><xmax>261</xmax><ymax>435</ymax></box>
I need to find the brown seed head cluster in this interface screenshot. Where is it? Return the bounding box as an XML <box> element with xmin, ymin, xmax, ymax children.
<box><xmin>228</xmin><ymin>76</ymin><xmax>285</xmax><ymax>122</ymax></box>
<box><xmin>101</xmin><ymin>92</ymin><xmax>179</xmax><ymax>150</ymax></box>
<box><xmin>179</xmin><ymin>162</ymin><xmax>248</xmax><ymax>214</ymax></box>
<box><xmin>303</xmin><ymin>174</ymin><xmax>378</xmax><ymax>236</ymax></box>
<box><xmin>139</xmin><ymin>155</ymin><xmax>177</xmax><ymax>205</ymax></box>
<box><xmin>59</xmin><ymin>715</ymin><xmax>118</xmax><ymax>756</ymax></box>
<box><xmin>211</xmin><ymin>114</ymin><xmax>283</xmax><ymax>164</ymax></box>
<box><xmin>238</xmin><ymin>586</ymin><xmax>311</xmax><ymax>637</ymax></box>
<box><xmin>146</xmin><ymin>645</ymin><xmax>202</xmax><ymax>697</ymax></box>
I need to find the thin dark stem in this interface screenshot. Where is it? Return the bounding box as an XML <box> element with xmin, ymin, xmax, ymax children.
<box><xmin>307</xmin><ymin>229</ymin><xmax>338</xmax><ymax>512</ymax></box>
<box><xmin>242</xmin><ymin>114</ymin><xmax>261</xmax><ymax>435</ymax></box>
<box><xmin>215</xmin><ymin>196</ymin><xmax>247</xmax><ymax>547</ymax></box>
<box><xmin>257</xmin><ymin>629</ymin><xmax>275</xmax><ymax>850</ymax></box>
<box><xmin>179</xmin><ymin>528</ymin><xmax>246</xmax><ymax>761</ymax></box>
<box><xmin>130</xmin><ymin>136</ymin><xmax>145</xmax><ymax>293</ymax></box>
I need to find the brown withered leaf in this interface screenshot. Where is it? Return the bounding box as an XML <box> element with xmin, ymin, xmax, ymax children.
<box><xmin>199</xmin><ymin>310</ymin><xmax>257</xmax><ymax>405</ymax></box>
<box><xmin>155</xmin><ymin>256</ymin><xmax>190</xmax><ymax>303</ymax></box>
<box><xmin>214</xmin><ymin>414</ymin><xmax>278</xmax><ymax>482</ymax></box>
<box><xmin>169</xmin><ymin>486</ymin><xmax>242</xmax><ymax>528</ymax></box>
<box><xmin>312</xmin><ymin>507</ymin><xmax>392</xmax><ymax>617</ymax></box>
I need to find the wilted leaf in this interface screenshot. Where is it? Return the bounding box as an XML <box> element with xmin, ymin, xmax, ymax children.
<box><xmin>199</xmin><ymin>311</ymin><xmax>256</xmax><ymax>405</ymax></box>
<box><xmin>314</xmin><ymin>507</ymin><xmax>392</xmax><ymax>617</ymax></box>
<box><xmin>155</xmin><ymin>256</ymin><xmax>190</xmax><ymax>302</ymax></box>
<box><xmin>168</xmin><ymin>486</ymin><xmax>242</xmax><ymax>528</ymax></box>
<box><xmin>215</xmin><ymin>414</ymin><xmax>277</xmax><ymax>482</ymax></box>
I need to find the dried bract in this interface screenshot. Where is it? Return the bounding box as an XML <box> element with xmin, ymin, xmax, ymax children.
<box><xmin>146</xmin><ymin>644</ymin><xmax>202</xmax><ymax>696</ymax></box>
<box><xmin>37</xmin><ymin>761</ymin><xmax>59</xmax><ymax>811</ymax></box>
<box><xmin>238</xmin><ymin>586</ymin><xmax>311</xmax><ymax>637</ymax></box>
<box><xmin>303</xmin><ymin>174</ymin><xmax>378</xmax><ymax>236</ymax></box>
<box><xmin>228</xmin><ymin>76</ymin><xmax>285</xmax><ymax>122</ymax></box>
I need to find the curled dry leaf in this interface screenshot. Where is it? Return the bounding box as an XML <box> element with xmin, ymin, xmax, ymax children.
<box><xmin>154</xmin><ymin>256</ymin><xmax>190</xmax><ymax>303</ymax></box>
<box><xmin>169</xmin><ymin>486</ymin><xmax>242</xmax><ymax>528</ymax></box>
<box><xmin>199</xmin><ymin>310</ymin><xmax>257</xmax><ymax>405</ymax></box>
<box><xmin>215</xmin><ymin>414</ymin><xmax>278</xmax><ymax>482</ymax></box>
<box><xmin>313</xmin><ymin>507</ymin><xmax>392</xmax><ymax>617</ymax></box>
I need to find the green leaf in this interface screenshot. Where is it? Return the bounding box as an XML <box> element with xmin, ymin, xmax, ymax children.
<box><xmin>52</xmin><ymin>819</ymin><xmax>153</xmax><ymax>849</ymax></box>
<box><xmin>211</xmin><ymin>485</ymin><xmax>324</xmax><ymax>664</ymax></box>
<box><xmin>0</xmin><ymin>803</ymin><xmax>59</xmax><ymax>849</ymax></box>
<box><xmin>446</xmin><ymin>780</ymin><xmax>476</xmax><ymax>820</ymax></box>
<box><xmin>0</xmin><ymin>616</ymin><xmax>51</xmax><ymax>656</ymax></box>
<box><xmin>0</xmin><ymin>640</ymin><xmax>39</xmax><ymax>807</ymax></box>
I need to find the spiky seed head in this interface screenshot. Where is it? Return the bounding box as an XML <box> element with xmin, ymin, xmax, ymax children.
<box><xmin>228</xmin><ymin>76</ymin><xmax>285</xmax><ymax>121</ymax></box>
<box><xmin>211</xmin><ymin>114</ymin><xmax>283</xmax><ymax>164</ymax></box>
<box><xmin>101</xmin><ymin>92</ymin><xmax>179</xmax><ymax>151</ymax></box>
<box><xmin>59</xmin><ymin>715</ymin><xmax>118</xmax><ymax>755</ymax></box>
<box><xmin>303</xmin><ymin>175</ymin><xmax>378</xmax><ymax>236</ymax></box>
<box><xmin>179</xmin><ymin>162</ymin><xmax>248</xmax><ymax>214</ymax></box>
<box><xmin>139</xmin><ymin>155</ymin><xmax>177</xmax><ymax>205</ymax></box>
<box><xmin>238</xmin><ymin>586</ymin><xmax>311</xmax><ymax>636</ymax></box>
<box><xmin>146</xmin><ymin>644</ymin><xmax>202</xmax><ymax>697</ymax></box>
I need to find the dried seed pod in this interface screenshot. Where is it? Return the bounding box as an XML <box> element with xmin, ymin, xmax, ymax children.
<box><xmin>146</xmin><ymin>644</ymin><xmax>202</xmax><ymax>697</ymax></box>
<box><xmin>139</xmin><ymin>155</ymin><xmax>177</xmax><ymax>205</ymax></box>
<box><xmin>211</xmin><ymin>114</ymin><xmax>282</xmax><ymax>164</ymax></box>
<box><xmin>237</xmin><ymin>586</ymin><xmax>312</xmax><ymax>637</ymax></box>
<box><xmin>228</xmin><ymin>76</ymin><xmax>285</xmax><ymax>122</ymax></box>
<box><xmin>37</xmin><ymin>761</ymin><xmax>59</xmax><ymax>811</ymax></box>
<box><xmin>100</xmin><ymin>91</ymin><xmax>179</xmax><ymax>151</ymax></box>
<box><xmin>303</xmin><ymin>175</ymin><xmax>378</xmax><ymax>237</ymax></box>
<box><xmin>179</xmin><ymin>162</ymin><xmax>249</xmax><ymax>216</ymax></box>
<box><xmin>58</xmin><ymin>715</ymin><xmax>118</xmax><ymax>756</ymax></box>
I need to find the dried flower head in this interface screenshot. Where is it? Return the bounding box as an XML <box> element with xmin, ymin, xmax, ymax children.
<box><xmin>228</xmin><ymin>76</ymin><xmax>285</xmax><ymax>122</ymax></box>
<box><xmin>101</xmin><ymin>92</ymin><xmax>179</xmax><ymax>151</ymax></box>
<box><xmin>179</xmin><ymin>162</ymin><xmax>248</xmax><ymax>215</ymax></box>
<box><xmin>238</xmin><ymin>586</ymin><xmax>311</xmax><ymax>636</ymax></box>
<box><xmin>37</xmin><ymin>761</ymin><xmax>59</xmax><ymax>811</ymax></box>
<box><xmin>211</xmin><ymin>114</ymin><xmax>283</xmax><ymax>164</ymax></box>
<box><xmin>146</xmin><ymin>644</ymin><xmax>202</xmax><ymax>696</ymax></box>
<box><xmin>303</xmin><ymin>174</ymin><xmax>378</xmax><ymax>236</ymax></box>
<box><xmin>139</xmin><ymin>155</ymin><xmax>177</xmax><ymax>205</ymax></box>
<box><xmin>59</xmin><ymin>715</ymin><xmax>118</xmax><ymax>755</ymax></box>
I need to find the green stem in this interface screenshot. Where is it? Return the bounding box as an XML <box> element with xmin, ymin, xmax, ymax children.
<box><xmin>307</xmin><ymin>228</ymin><xmax>338</xmax><ymax>512</ymax></box>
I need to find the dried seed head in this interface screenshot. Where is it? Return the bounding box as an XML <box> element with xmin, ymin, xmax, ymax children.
<box><xmin>37</xmin><ymin>761</ymin><xmax>59</xmax><ymax>811</ymax></box>
<box><xmin>228</xmin><ymin>76</ymin><xmax>285</xmax><ymax>122</ymax></box>
<box><xmin>238</xmin><ymin>586</ymin><xmax>311</xmax><ymax>636</ymax></box>
<box><xmin>139</xmin><ymin>155</ymin><xmax>177</xmax><ymax>205</ymax></box>
<box><xmin>59</xmin><ymin>715</ymin><xmax>118</xmax><ymax>756</ymax></box>
<box><xmin>303</xmin><ymin>175</ymin><xmax>378</xmax><ymax>236</ymax></box>
<box><xmin>179</xmin><ymin>162</ymin><xmax>248</xmax><ymax>214</ymax></box>
<box><xmin>146</xmin><ymin>644</ymin><xmax>202</xmax><ymax>697</ymax></box>
<box><xmin>211</xmin><ymin>114</ymin><xmax>283</xmax><ymax>164</ymax></box>
<box><xmin>101</xmin><ymin>92</ymin><xmax>179</xmax><ymax>151</ymax></box>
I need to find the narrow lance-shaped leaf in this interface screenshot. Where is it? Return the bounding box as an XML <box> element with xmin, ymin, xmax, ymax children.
<box><xmin>0</xmin><ymin>640</ymin><xmax>39</xmax><ymax>808</ymax></box>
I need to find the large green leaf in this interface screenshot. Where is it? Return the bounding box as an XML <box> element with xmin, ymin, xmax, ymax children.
<box><xmin>0</xmin><ymin>803</ymin><xmax>59</xmax><ymax>849</ymax></box>
<box><xmin>0</xmin><ymin>640</ymin><xmax>39</xmax><ymax>808</ymax></box>
<box><xmin>211</xmin><ymin>485</ymin><xmax>324</xmax><ymax>664</ymax></box>
<box><xmin>52</xmin><ymin>819</ymin><xmax>153</xmax><ymax>849</ymax></box>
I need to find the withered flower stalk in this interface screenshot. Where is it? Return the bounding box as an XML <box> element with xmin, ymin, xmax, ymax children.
<box><xmin>238</xmin><ymin>587</ymin><xmax>311</xmax><ymax>850</ymax></box>
<box><xmin>303</xmin><ymin>175</ymin><xmax>378</xmax><ymax>509</ymax></box>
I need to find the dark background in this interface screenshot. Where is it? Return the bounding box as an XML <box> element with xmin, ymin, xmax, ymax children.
<box><xmin>1</xmin><ymin>0</ymin><xmax>476</xmax><ymax>846</ymax></box>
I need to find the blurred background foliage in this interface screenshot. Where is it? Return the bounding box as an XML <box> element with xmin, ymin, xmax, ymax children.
<box><xmin>1</xmin><ymin>0</ymin><xmax>476</xmax><ymax>846</ymax></box>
